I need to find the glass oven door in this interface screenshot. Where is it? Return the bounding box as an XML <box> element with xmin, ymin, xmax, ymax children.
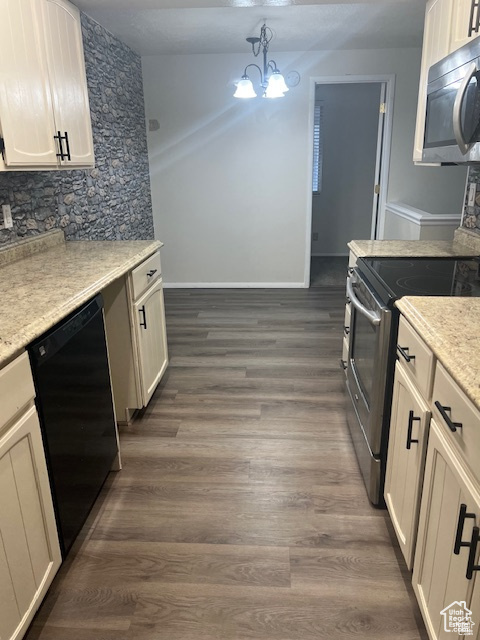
<box><xmin>346</xmin><ymin>272</ymin><xmax>391</xmax><ymax>456</ymax></box>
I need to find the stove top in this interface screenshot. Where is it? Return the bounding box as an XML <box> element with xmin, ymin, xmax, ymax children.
<box><xmin>357</xmin><ymin>256</ymin><xmax>480</xmax><ymax>304</ymax></box>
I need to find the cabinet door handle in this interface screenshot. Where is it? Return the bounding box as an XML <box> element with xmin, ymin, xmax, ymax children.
<box><xmin>466</xmin><ymin>526</ymin><xmax>480</xmax><ymax>580</ymax></box>
<box><xmin>340</xmin><ymin>359</ymin><xmax>347</xmax><ymax>371</ymax></box>
<box><xmin>406</xmin><ymin>410</ymin><xmax>420</xmax><ymax>449</ymax></box>
<box><xmin>54</xmin><ymin>131</ymin><xmax>71</xmax><ymax>161</ymax></box>
<box><xmin>397</xmin><ymin>345</ymin><xmax>415</xmax><ymax>363</ymax></box>
<box><xmin>54</xmin><ymin>131</ymin><xmax>65</xmax><ymax>159</ymax></box>
<box><xmin>139</xmin><ymin>305</ymin><xmax>147</xmax><ymax>329</ymax></box>
<box><xmin>343</xmin><ymin>325</ymin><xmax>350</xmax><ymax>336</ymax></box>
<box><xmin>434</xmin><ymin>401</ymin><xmax>463</xmax><ymax>432</ymax></box>
<box><xmin>454</xmin><ymin>503</ymin><xmax>476</xmax><ymax>554</ymax></box>
<box><xmin>147</xmin><ymin>269</ymin><xmax>157</xmax><ymax>277</ymax></box>
<box><xmin>469</xmin><ymin>0</ymin><xmax>480</xmax><ymax>36</ymax></box>
<box><xmin>63</xmin><ymin>131</ymin><xmax>71</xmax><ymax>161</ymax></box>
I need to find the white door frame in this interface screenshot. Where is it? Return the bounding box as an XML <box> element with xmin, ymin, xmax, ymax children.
<box><xmin>303</xmin><ymin>74</ymin><xmax>396</xmax><ymax>288</ymax></box>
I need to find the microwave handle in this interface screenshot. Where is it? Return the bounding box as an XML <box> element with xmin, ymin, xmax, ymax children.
<box><xmin>453</xmin><ymin>62</ymin><xmax>477</xmax><ymax>155</ymax></box>
<box><xmin>346</xmin><ymin>276</ymin><xmax>381</xmax><ymax>326</ymax></box>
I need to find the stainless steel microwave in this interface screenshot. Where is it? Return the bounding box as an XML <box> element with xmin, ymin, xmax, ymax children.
<box><xmin>423</xmin><ymin>38</ymin><xmax>480</xmax><ymax>164</ymax></box>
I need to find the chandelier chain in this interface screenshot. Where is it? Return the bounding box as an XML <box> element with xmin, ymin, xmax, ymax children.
<box><xmin>252</xmin><ymin>23</ymin><xmax>273</xmax><ymax>58</ymax></box>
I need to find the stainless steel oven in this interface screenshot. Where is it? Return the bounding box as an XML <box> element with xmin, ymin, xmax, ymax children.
<box><xmin>344</xmin><ymin>256</ymin><xmax>480</xmax><ymax>506</ymax></box>
<box><xmin>345</xmin><ymin>269</ymin><xmax>392</xmax><ymax>505</ymax></box>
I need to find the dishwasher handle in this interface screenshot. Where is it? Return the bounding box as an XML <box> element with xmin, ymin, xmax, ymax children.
<box><xmin>346</xmin><ymin>276</ymin><xmax>381</xmax><ymax>326</ymax></box>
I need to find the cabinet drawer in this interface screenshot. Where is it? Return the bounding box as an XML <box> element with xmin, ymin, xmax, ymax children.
<box><xmin>0</xmin><ymin>353</ymin><xmax>35</xmax><ymax>431</ymax></box>
<box><xmin>432</xmin><ymin>361</ymin><xmax>480</xmax><ymax>485</ymax></box>
<box><xmin>397</xmin><ymin>317</ymin><xmax>434</xmax><ymax>400</ymax></box>
<box><xmin>131</xmin><ymin>252</ymin><xmax>162</xmax><ymax>301</ymax></box>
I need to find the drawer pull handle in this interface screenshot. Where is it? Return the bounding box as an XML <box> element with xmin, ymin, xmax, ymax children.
<box><xmin>397</xmin><ymin>345</ymin><xmax>415</xmax><ymax>363</ymax></box>
<box><xmin>343</xmin><ymin>325</ymin><xmax>350</xmax><ymax>336</ymax></box>
<box><xmin>139</xmin><ymin>305</ymin><xmax>147</xmax><ymax>329</ymax></box>
<box><xmin>406</xmin><ymin>410</ymin><xmax>420</xmax><ymax>449</ymax></box>
<box><xmin>434</xmin><ymin>401</ymin><xmax>463</xmax><ymax>432</ymax></box>
<box><xmin>147</xmin><ymin>269</ymin><xmax>158</xmax><ymax>277</ymax></box>
<box><xmin>454</xmin><ymin>503</ymin><xmax>476</xmax><ymax>555</ymax></box>
<box><xmin>466</xmin><ymin>526</ymin><xmax>480</xmax><ymax>580</ymax></box>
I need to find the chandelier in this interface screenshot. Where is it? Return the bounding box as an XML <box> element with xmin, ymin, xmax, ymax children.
<box><xmin>234</xmin><ymin>22</ymin><xmax>289</xmax><ymax>99</ymax></box>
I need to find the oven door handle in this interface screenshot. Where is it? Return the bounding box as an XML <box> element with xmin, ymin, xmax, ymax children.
<box><xmin>346</xmin><ymin>276</ymin><xmax>381</xmax><ymax>326</ymax></box>
<box><xmin>453</xmin><ymin>62</ymin><xmax>477</xmax><ymax>155</ymax></box>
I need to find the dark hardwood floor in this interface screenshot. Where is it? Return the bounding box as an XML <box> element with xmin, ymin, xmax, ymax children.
<box><xmin>25</xmin><ymin>288</ymin><xmax>427</xmax><ymax>640</ymax></box>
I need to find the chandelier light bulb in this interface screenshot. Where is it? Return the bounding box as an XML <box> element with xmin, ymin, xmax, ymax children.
<box><xmin>268</xmin><ymin>70</ymin><xmax>289</xmax><ymax>94</ymax></box>
<box><xmin>264</xmin><ymin>75</ymin><xmax>286</xmax><ymax>99</ymax></box>
<box><xmin>233</xmin><ymin>76</ymin><xmax>257</xmax><ymax>99</ymax></box>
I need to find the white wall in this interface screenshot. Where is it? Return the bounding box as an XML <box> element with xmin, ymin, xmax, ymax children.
<box><xmin>311</xmin><ymin>82</ymin><xmax>381</xmax><ymax>256</ymax></box>
<box><xmin>142</xmin><ymin>48</ymin><xmax>467</xmax><ymax>286</ymax></box>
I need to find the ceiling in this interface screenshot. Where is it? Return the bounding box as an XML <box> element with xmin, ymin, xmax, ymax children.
<box><xmin>74</xmin><ymin>0</ymin><xmax>426</xmax><ymax>56</ymax></box>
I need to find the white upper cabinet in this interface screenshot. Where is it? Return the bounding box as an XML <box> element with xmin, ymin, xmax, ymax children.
<box><xmin>0</xmin><ymin>0</ymin><xmax>58</xmax><ymax>166</ymax></box>
<box><xmin>42</xmin><ymin>0</ymin><xmax>94</xmax><ymax>166</ymax></box>
<box><xmin>0</xmin><ymin>0</ymin><xmax>94</xmax><ymax>170</ymax></box>
<box><xmin>450</xmin><ymin>0</ymin><xmax>479</xmax><ymax>52</ymax></box>
<box><xmin>413</xmin><ymin>0</ymin><xmax>454</xmax><ymax>162</ymax></box>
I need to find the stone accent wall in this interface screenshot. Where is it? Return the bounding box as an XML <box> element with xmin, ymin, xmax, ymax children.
<box><xmin>0</xmin><ymin>13</ymin><xmax>154</xmax><ymax>245</ymax></box>
<box><xmin>463</xmin><ymin>166</ymin><xmax>480</xmax><ymax>235</ymax></box>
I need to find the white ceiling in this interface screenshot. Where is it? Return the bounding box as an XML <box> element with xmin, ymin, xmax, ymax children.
<box><xmin>75</xmin><ymin>0</ymin><xmax>425</xmax><ymax>56</ymax></box>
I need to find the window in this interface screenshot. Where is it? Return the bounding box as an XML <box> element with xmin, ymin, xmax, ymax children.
<box><xmin>312</xmin><ymin>101</ymin><xmax>324</xmax><ymax>193</ymax></box>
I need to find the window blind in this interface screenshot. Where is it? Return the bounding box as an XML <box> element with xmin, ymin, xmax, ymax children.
<box><xmin>312</xmin><ymin>102</ymin><xmax>324</xmax><ymax>193</ymax></box>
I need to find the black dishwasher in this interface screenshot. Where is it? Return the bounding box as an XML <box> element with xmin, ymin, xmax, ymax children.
<box><xmin>29</xmin><ymin>294</ymin><xmax>118</xmax><ymax>558</ymax></box>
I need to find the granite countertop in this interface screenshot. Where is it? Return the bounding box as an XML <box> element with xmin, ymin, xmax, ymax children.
<box><xmin>395</xmin><ymin>297</ymin><xmax>480</xmax><ymax>410</ymax></box>
<box><xmin>349</xmin><ymin>227</ymin><xmax>480</xmax><ymax>258</ymax></box>
<box><xmin>0</xmin><ymin>232</ymin><xmax>162</xmax><ymax>367</ymax></box>
<box><xmin>348</xmin><ymin>239</ymin><xmax>478</xmax><ymax>258</ymax></box>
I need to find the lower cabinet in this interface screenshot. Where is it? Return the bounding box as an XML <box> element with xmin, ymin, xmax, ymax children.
<box><xmin>134</xmin><ymin>278</ymin><xmax>168</xmax><ymax>406</ymax></box>
<box><xmin>0</xmin><ymin>355</ymin><xmax>61</xmax><ymax>640</ymax></box>
<box><xmin>385</xmin><ymin>361</ymin><xmax>430</xmax><ymax>569</ymax></box>
<box><xmin>413</xmin><ymin>419</ymin><xmax>480</xmax><ymax>639</ymax></box>
<box><xmin>104</xmin><ymin>250</ymin><xmax>169</xmax><ymax>423</ymax></box>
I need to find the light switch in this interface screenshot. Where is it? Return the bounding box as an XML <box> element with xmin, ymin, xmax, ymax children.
<box><xmin>468</xmin><ymin>183</ymin><xmax>477</xmax><ymax>207</ymax></box>
<box><xmin>2</xmin><ymin>204</ymin><xmax>13</xmax><ymax>228</ymax></box>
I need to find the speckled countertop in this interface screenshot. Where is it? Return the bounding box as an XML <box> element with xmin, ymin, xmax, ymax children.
<box><xmin>348</xmin><ymin>239</ymin><xmax>478</xmax><ymax>258</ymax></box>
<box><xmin>348</xmin><ymin>227</ymin><xmax>480</xmax><ymax>258</ymax></box>
<box><xmin>396</xmin><ymin>297</ymin><xmax>480</xmax><ymax>410</ymax></box>
<box><xmin>0</xmin><ymin>233</ymin><xmax>161</xmax><ymax>367</ymax></box>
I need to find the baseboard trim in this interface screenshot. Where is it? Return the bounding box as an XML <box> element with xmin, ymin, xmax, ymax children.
<box><xmin>311</xmin><ymin>253</ymin><xmax>349</xmax><ymax>257</ymax></box>
<box><xmin>163</xmin><ymin>282</ymin><xmax>307</xmax><ymax>289</ymax></box>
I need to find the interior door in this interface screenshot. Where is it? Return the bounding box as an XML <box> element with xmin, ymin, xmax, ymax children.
<box><xmin>371</xmin><ymin>83</ymin><xmax>386</xmax><ymax>239</ymax></box>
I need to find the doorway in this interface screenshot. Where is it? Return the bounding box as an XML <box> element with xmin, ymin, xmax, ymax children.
<box><xmin>305</xmin><ymin>75</ymin><xmax>394</xmax><ymax>287</ymax></box>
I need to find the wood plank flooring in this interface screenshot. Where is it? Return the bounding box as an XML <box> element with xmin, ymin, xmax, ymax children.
<box><xmin>25</xmin><ymin>288</ymin><xmax>427</xmax><ymax>640</ymax></box>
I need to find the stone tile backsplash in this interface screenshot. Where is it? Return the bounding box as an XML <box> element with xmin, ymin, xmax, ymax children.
<box><xmin>0</xmin><ymin>13</ymin><xmax>154</xmax><ymax>246</ymax></box>
<box><xmin>463</xmin><ymin>166</ymin><xmax>480</xmax><ymax>235</ymax></box>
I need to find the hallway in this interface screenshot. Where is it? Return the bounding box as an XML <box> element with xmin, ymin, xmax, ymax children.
<box><xmin>26</xmin><ymin>288</ymin><xmax>426</xmax><ymax>640</ymax></box>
